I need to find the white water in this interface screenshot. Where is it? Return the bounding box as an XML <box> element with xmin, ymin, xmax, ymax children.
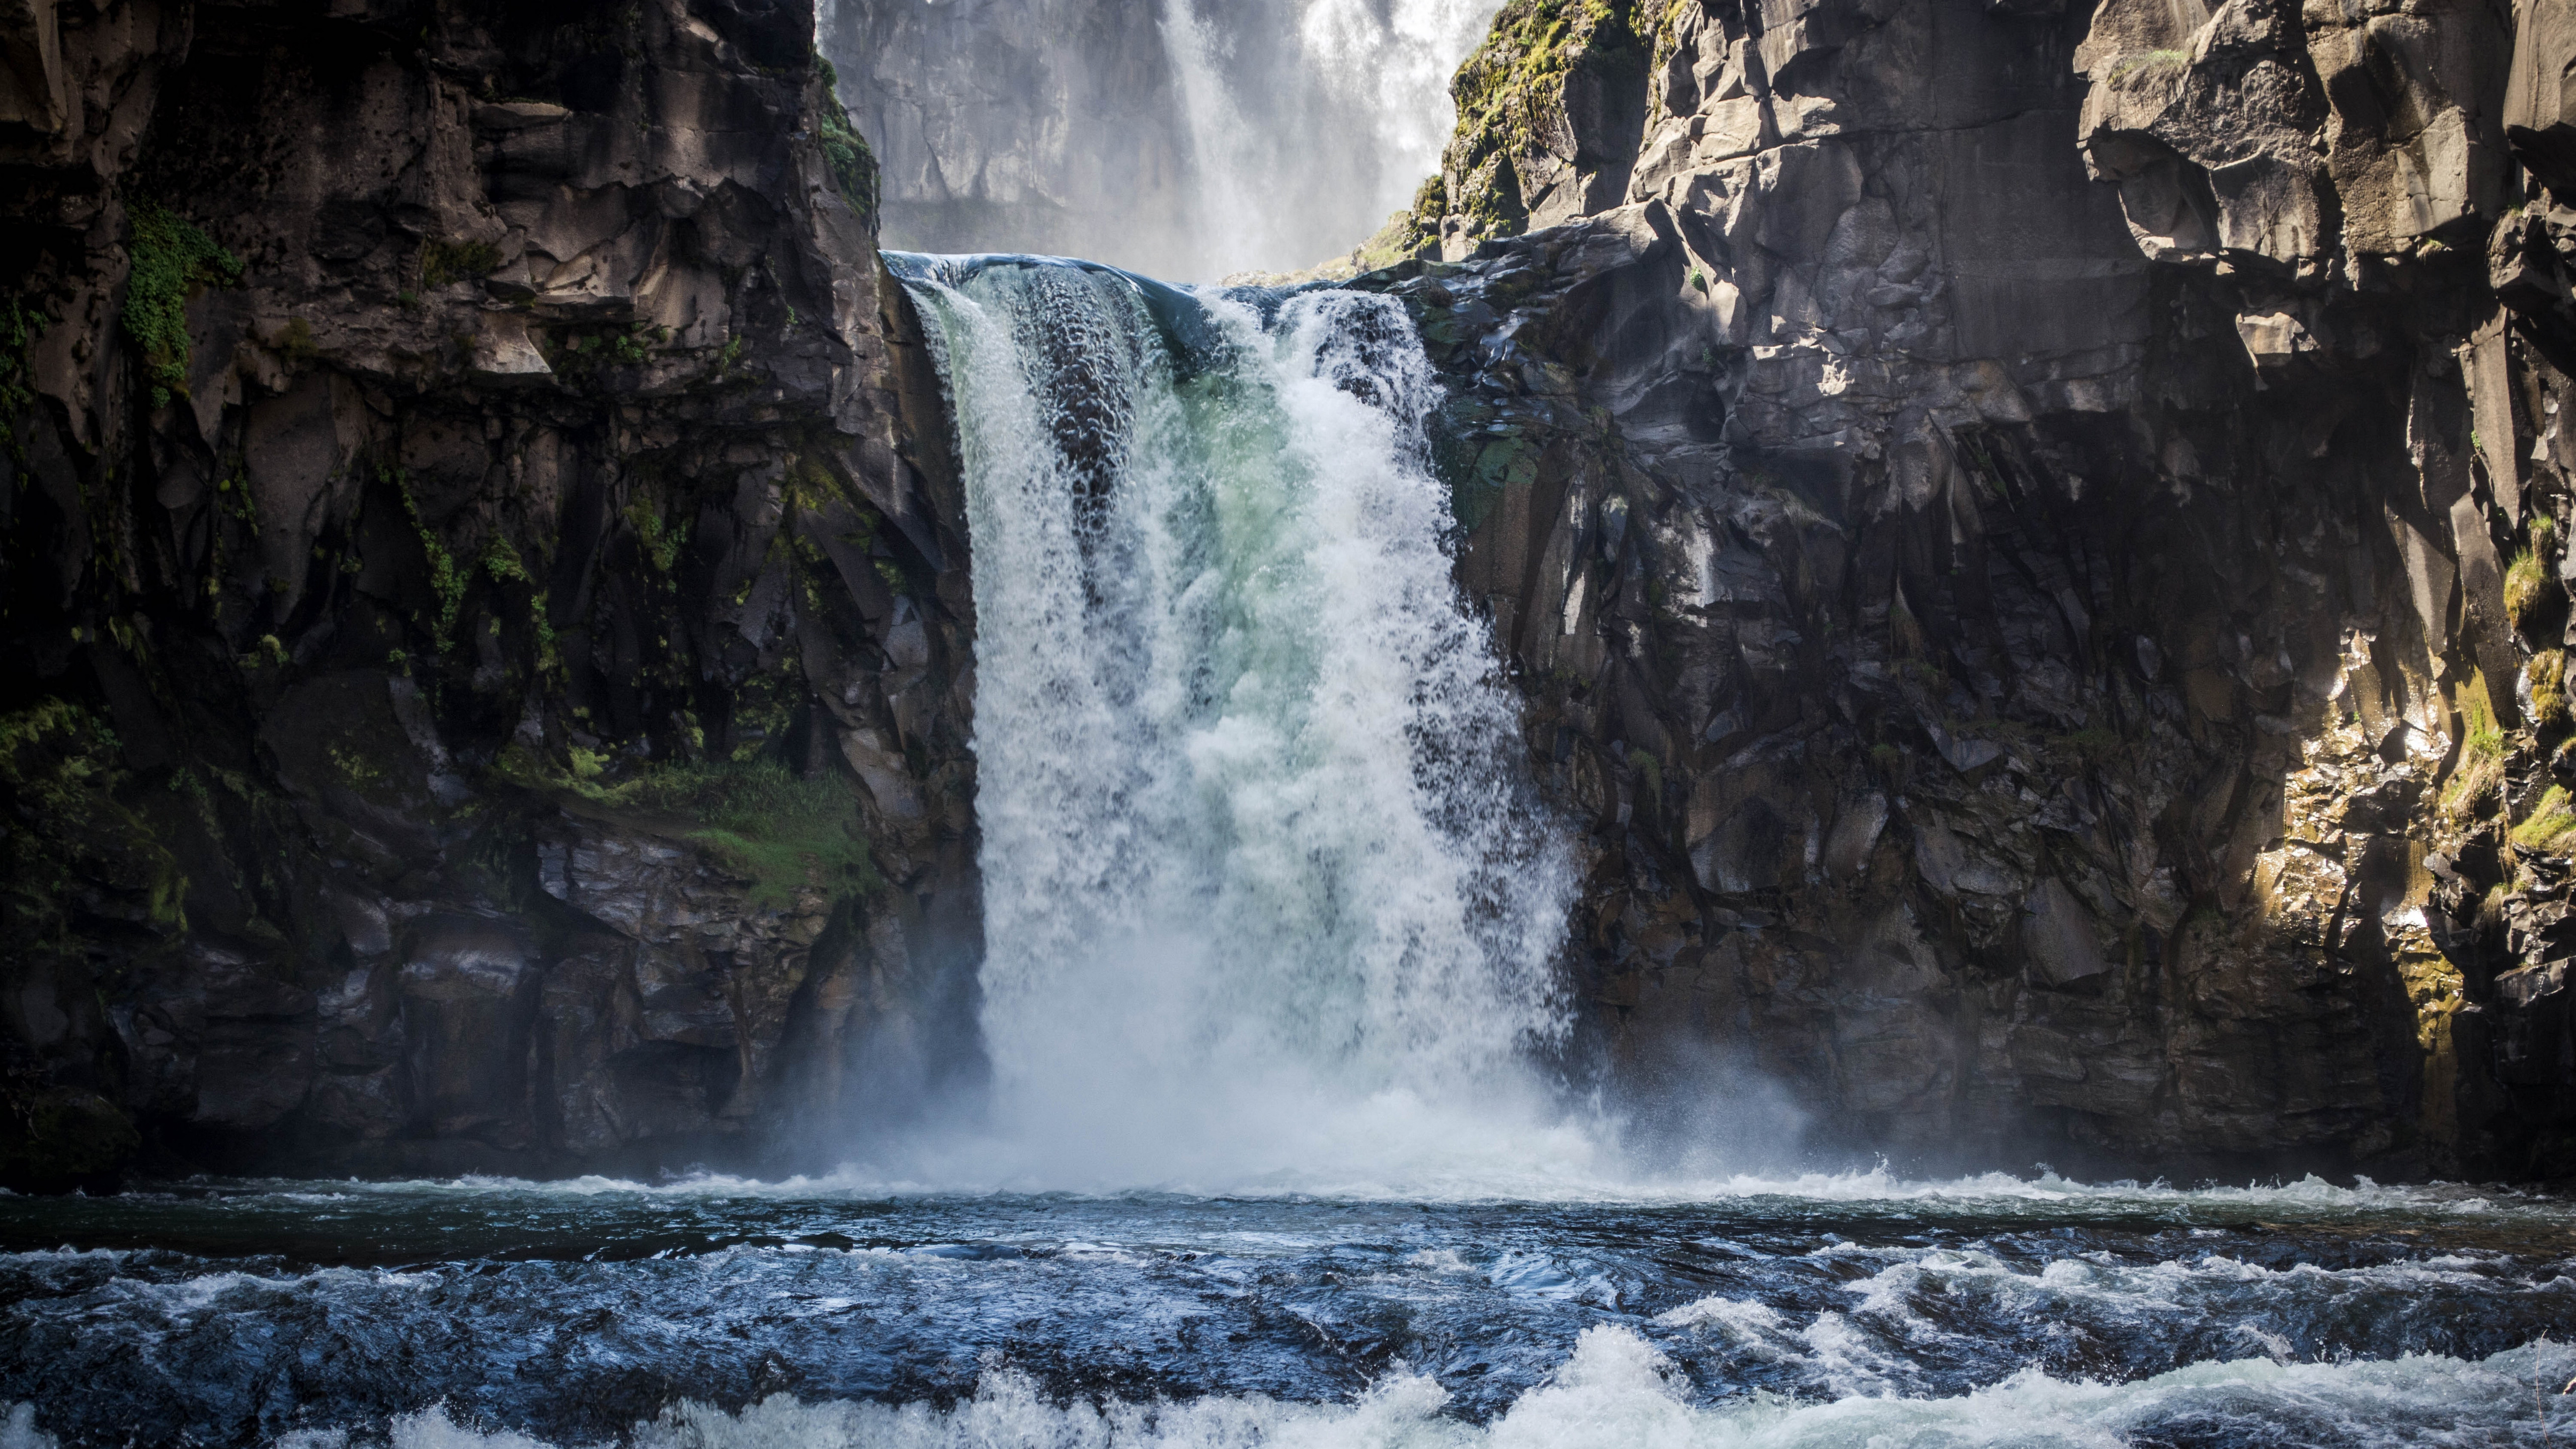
<box><xmin>79</xmin><ymin>1331</ymin><xmax>2570</xmax><ymax>1449</ymax></box>
<box><xmin>890</xmin><ymin>258</ymin><xmax>1576</xmax><ymax>1192</ymax></box>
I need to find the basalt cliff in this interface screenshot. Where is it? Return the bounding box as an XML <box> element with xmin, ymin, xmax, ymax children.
<box><xmin>1358</xmin><ymin>0</ymin><xmax>2576</xmax><ymax>1180</ymax></box>
<box><xmin>5</xmin><ymin>0</ymin><xmax>2576</xmax><ymax>1189</ymax></box>
<box><xmin>0</xmin><ymin>0</ymin><xmax>979</xmax><ymax>1189</ymax></box>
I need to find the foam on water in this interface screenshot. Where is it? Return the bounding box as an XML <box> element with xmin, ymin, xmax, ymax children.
<box><xmin>14</xmin><ymin>1327</ymin><xmax>2562</xmax><ymax>1448</ymax></box>
<box><xmin>230</xmin><ymin>1166</ymin><xmax>2575</xmax><ymax>1231</ymax></box>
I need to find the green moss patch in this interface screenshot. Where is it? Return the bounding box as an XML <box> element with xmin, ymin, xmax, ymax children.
<box><xmin>1</xmin><ymin>699</ymin><xmax>188</xmax><ymax>954</ymax></box>
<box><xmin>2441</xmin><ymin>680</ymin><xmax>2507</xmax><ymax>820</ymax></box>
<box><xmin>2106</xmin><ymin>48</ymin><xmax>2192</xmax><ymax>86</ymax></box>
<box><xmin>813</xmin><ymin>54</ymin><xmax>880</xmax><ymax>226</ymax></box>
<box><xmin>524</xmin><ymin>754</ymin><xmax>877</xmax><ymax>910</ymax></box>
<box><xmin>420</xmin><ymin>238</ymin><xmax>503</xmax><ymax>289</ymax></box>
<box><xmin>389</xmin><ymin>471</ymin><xmax>468</xmax><ymax>652</ymax></box>
<box><xmin>1441</xmin><ymin>0</ymin><xmax>1643</xmax><ymax>242</ymax></box>
<box><xmin>2506</xmin><ymin>546</ymin><xmax>2552</xmax><ymax>633</ymax></box>
<box><xmin>2534</xmin><ymin>650</ymin><xmax>2569</xmax><ymax>731</ymax></box>
<box><xmin>2515</xmin><ymin>783</ymin><xmax>2576</xmax><ymax>855</ymax></box>
<box><xmin>0</xmin><ymin>1084</ymin><xmax>141</xmax><ymax>1193</ymax></box>
<box><xmin>0</xmin><ymin>293</ymin><xmax>41</xmax><ymax>464</ymax></box>
<box><xmin>122</xmin><ymin>201</ymin><xmax>243</xmax><ymax>408</ymax></box>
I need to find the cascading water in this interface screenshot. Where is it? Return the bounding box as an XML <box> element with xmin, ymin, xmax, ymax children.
<box><xmin>886</xmin><ymin>254</ymin><xmax>1593</xmax><ymax>1190</ymax></box>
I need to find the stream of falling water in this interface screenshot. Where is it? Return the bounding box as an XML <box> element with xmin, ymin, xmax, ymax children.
<box><xmin>884</xmin><ymin>253</ymin><xmax>1589</xmax><ymax>1192</ymax></box>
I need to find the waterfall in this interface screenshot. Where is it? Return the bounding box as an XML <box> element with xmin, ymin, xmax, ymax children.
<box><xmin>1157</xmin><ymin>0</ymin><xmax>1501</xmax><ymax>276</ymax></box>
<box><xmin>888</xmin><ymin>254</ymin><xmax>1590</xmax><ymax>1190</ymax></box>
<box><xmin>825</xmin><ymin>0</ymin><xmax>1501</xmax><ymax>281</ymax></box>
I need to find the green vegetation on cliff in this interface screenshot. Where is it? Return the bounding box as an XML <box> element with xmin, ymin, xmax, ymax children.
<box><xmin>517</xmin><ymin>752</ymin><xmax>878</xmax><ymax>911</ymax></box>
<box><xmin>1441</xmin><ymin>0</ymin><xmax>1643</xmax><ymax>241</ymax></box>
<box><xmin>420</xmin><ymin>238</ymin><xmax>502</xmax><ymax>290</ymax></box>
<box><xmin>814</xmin><ymin>55</ymin><xmax>880</xmax><ymax>227</ymax></box>
<box><xmin>122</xmin><ymin>201</ymin><xmax>242</xmax><ymax>408</ymax></box>
<box><xmin>0</xmin><ymin>294</ymin><xmax>41</xmax><ymax>464</ymax></box>
<box><xmin>0</xmin><ymin>700</ymin><xmax>188</xmax><ymax>958</ymax></box>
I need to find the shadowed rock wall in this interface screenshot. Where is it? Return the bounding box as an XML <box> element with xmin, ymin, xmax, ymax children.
<box><xmin>1359</xmin><ymin>0</ymin><xmax>2576</xmax><ymax>1180</ymax></box>
<box><xmin>0</xmin><ymin>0</ymin><xmax>981</xmax><ymax>1189</ymax></box>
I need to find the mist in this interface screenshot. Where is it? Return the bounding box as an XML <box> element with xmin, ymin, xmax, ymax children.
<box><xmin>822</xmin><ymin>0</ymin><xmax>1499</xmax><ymax>282</ymax></box>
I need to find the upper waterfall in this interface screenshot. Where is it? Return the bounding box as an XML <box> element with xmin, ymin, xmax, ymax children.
<box><xmin>888</xmin><ymin>254</ymin><xmax>1587</xmax><ymax>1189</ymax></box>
<box><xmin>826</xmin><ymin>0</ymin><xmax>1500</xmax><ymax>280</ymax></box>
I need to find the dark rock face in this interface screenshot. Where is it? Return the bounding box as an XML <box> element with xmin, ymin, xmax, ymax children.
<box><xmin>0</xmin><ymin>0</ymin><xmax>979</xmax><ymax>1189</ymax></box>
<box><xmin>1363</xmin><ymin>0</ymin><xmax>2576</xmax><ymax>1180</ymax></box>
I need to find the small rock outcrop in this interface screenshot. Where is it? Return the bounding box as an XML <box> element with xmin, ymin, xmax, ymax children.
<box><xmin>1359</xmin><ymin>0</ymin><xmax>2576</xmax><ymax>1179</ymax></box>
<box><xmin>0</xmin><ymin>0</ymin><xmax>978</xmax><ymax>1189</ymax></box>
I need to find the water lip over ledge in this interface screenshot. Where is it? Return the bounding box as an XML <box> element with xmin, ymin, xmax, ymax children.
<box><xmin>885</xmin><ymin>251</ymin><xmax>1338</xmax><ymax>377</ymax></box>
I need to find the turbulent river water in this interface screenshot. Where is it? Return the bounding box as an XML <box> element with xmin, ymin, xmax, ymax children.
<box><xmin>2</xmin><ymin>1175</ymin><xmax>2571</xmax><ymax>1446</ymax></box>
<box><xmin>7</xmin><ymin>260</ymin><xmax>2571</xmax><ymax>1446</ymax></box>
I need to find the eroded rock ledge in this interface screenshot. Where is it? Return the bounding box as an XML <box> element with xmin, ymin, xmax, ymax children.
<box><xmin>0</xmin><ymin>0</ymin><xmax>978</xmax><ymax>1189</ymax></box>
<box><xmin>1356</xmin><ymin>0</ymin><xmax>2576</xmax><ymax>1179</ymax></box>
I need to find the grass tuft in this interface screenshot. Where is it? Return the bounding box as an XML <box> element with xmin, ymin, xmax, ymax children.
<box><xmin>2514</xmin><ymin>783</ymin><xmax>2576</xmax><ymax>855</ymax></box>
<box><xmin>2534</xmin><ymin>650</ymin><xmax>2569</xmax><ymax>731</ymax></box>
<box><xmin>2441</xmin><ymin>689</ymin><xmax>2508</xmax><ymax>820</ymax></box>
<box><xmin>2506</xmin><ymin>546</ymin><xmax>2553</xmax><ymax>632</ymax></box>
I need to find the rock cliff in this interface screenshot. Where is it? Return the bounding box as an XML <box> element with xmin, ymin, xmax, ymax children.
<box><xmin>12</xmin><ymin>0</ymin><xmax>2576</xmax><ymax>1191</ymax></box>
<box><xmin>0</xmin><ymin>0</ymin><xmax>980</xmax><ymax>1189</ymax></box>
<box><xmin>1358</xmin><ymin>0</ymin><xmax>2576</xmax><ymax>1179</ymax></box>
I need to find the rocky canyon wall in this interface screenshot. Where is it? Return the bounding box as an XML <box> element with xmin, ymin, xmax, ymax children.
<box><xmin>0</xmin><ymin>0</ymin><xmax>981</xmax><ymax>1189</ymax></box>
<box><xmin>1357</xmin><ymin>0</ymin><xmax>2576</xmax><ymax>1179</ymax></box>
<box><xmin>10</xmin><ymin>0</ymin><xmax>2576</xmax><ymax>1192</ymax></box>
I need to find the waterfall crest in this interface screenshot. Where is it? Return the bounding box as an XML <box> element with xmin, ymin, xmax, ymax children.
<box><xmin>889</xmin><ymin>255</ymin><xmax>1589</xmax><ymax>1191</ymax></box>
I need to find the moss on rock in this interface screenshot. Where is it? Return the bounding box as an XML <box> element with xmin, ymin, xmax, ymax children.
<box><xmin>122</xmin><ymin>200</ymin><xmax>242</xmax><ymax>408</ymax></box>
<box><xmin>511</xmin><ymin>752</ymin><xmax>879</xmax><ymax>911</ymax></box>
<box><xmin>814</xmin><ymin>54</ymin><xmax>880</xmax><ymax>227</ymax></box>
<box><xmin>1440</xmin><ymin>0</ymin><xmax>1643</xmax><ymax>243</ymax></box>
